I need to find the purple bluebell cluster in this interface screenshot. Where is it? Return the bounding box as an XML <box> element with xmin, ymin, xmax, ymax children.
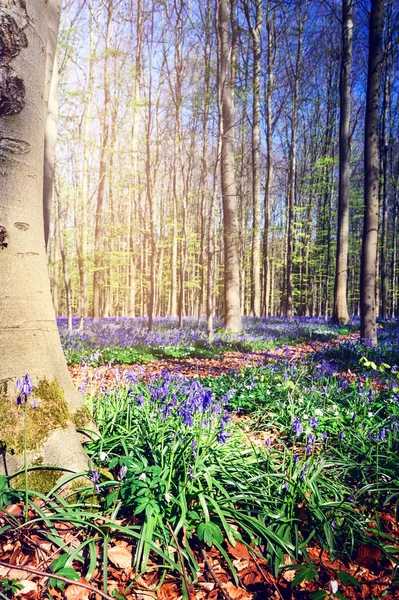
<box><xmin>58</xmin><ymin>315</ymin><xmax>348</xmax><ymax>363</ymax></box>
<box><xmin>128</xmin><ymin>370</ymin><xmax>235</xmax><ymax>445</ymax></box>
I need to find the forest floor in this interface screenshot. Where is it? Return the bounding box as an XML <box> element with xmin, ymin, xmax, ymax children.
<box><xmin>1</xmin><ymin>324</ymin><xmax>399</xmax><ymax>600</ymax></box>
<box><xmin>68</xmin><ymin>332</ymin><xmax>360</xmax><ymax>394</ymax></box>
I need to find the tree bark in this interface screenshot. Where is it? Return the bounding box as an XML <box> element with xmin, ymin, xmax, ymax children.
<box><xmin>217</xmin><ymin>0</ymin><xmax>242</xmax><ymax>333</ymax></box>
<box><xmin>333</xmin><ymin>0</ymin><xmax>353</xmax><ymax>324</ymax></box>
<box><xmin>262</xmin><ymin>9</ymin><xmax>275</xmax><ymax>317</ymax></box>
<box><xmin>93</xmin><ymin>0</ymin><xmax>112</xmax><ymax>321</ymax></box>
<box><xmin>0</xmin><ymin>0</ymin><xmax>89</xmax><ymax>476</ymax></box>
<box><xmin>360</xmin><ymin>0</ymin><xmax>384</xmax><ymax>345</ymax></box>
<box><xmin>43</xmin><ymin>0</ymin><xmax>62</xmax><ymax>251</ymax></box>
<box><xmin>244</xmin><ymin>0</ymin><xmax>262</xmax><ymax>317</ymax></box>
<box><xmin>284</xmin><ymin>13</ymin><xmax>303</xmax><ymax>318</ymax></box>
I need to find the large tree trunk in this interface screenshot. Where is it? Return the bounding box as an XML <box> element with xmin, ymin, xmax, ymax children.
<box><xmin>333</xmin><ymin>0</ymin><xmax>353</xmax><ymax>324</ymax></box>
<box><xmin>360</xmin><ymin>0</ymin><xmax>384</xmax><ymax>345</ymax></box>
<box><xmin>217</xmin><ymin>0</ymin><xmax>242</xmax><ymax>333</ymax></box>
<box><xmin>0</xmin><ymin>0</ymin><xmax>89</xmax><ymax>477</ymax></box>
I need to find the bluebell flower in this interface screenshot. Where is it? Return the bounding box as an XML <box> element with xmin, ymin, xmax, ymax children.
<box><xmin>309</xmin><ymin>417</ymin><xmax>318</xmax><ymax>429</ymax></box>
<box><xmin>119</xmin><ymin>465</ymin><xmax>127</xmax><ymax>480</ymax></box>
<box><xmin>321</xmin><ymin>430</ymin><xmax>328</xmax><ymax>441</ymax></box>
<box><xmin>300</xmin><ymin>462</ymin><xmax>310</xmax><ymax>481</ymax></box>
<box><xmin>292</xmin><ymin>417</ymin><xmax>303</xmax><ymax>437</ymax></box>
<box><xmin>339</xmin><ymin>431</ymin><xmax>345</xmax><ymax>441</ymax></box>
<box><xmin>92</xmin><ymin>469</ymin><xmax>100</xmax><ymax>493</ymax></box>
<box><xmin>16</xmin><ymin>374</ymin><xmax>33</xmax><ymax>400</ymax></box>
<box><xmin>191</xmin><ymin>439</ymin><xmax>197</xmax><ymax>458</ymax></box>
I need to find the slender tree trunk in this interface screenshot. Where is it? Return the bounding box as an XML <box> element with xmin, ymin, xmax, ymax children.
<box><xmin>244</xmin><ymin>0</ymin><xmax>261</xmax><ymax>317</ymax></box>
<box><xmin>380</xmin><ymin>57</ymin><xmax>389</xmax><ymax>319</ymax></box>
<box><xmin>284</xmin><ymin>16</ymin><xmax>303</xmax><ymax>317</ymax></box>
<box><xmin>55</xmin><ymin>180</ymin><xmax>72</xmax><ymax>331</ymax></box>
<box><xmin>93</xmin><ymin>0</ymin><xmax>112</xmax><ymax>321</ymax></box>
<box><xmin>360</xmin><ymin>0</ymin><xmax>384</xmax><ymax>345</ymax></box>
<box><xmin>217</xmin><ymin>0</ymin><xmax>242</xmax><ymax>333</ymax></box>
<box><xmin>262</xmin><ymin>11</ymin><xmax>275</xmax><ymax>317</ymax></box>
<box><xmin>147</xmin><ymin>11</ymin><xmax>155</xmax><ymax>331</ymax></box>
<box><xmin>333</xmin><ymin>0</ymin><xmax>353</xmax><ymax>324</ymax></box>
<box><xmin>127</xmin><ymin>0</ymin><xmax>143</xmax><ymax>318</ymax></box>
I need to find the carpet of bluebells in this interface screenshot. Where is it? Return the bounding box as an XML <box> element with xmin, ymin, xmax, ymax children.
<box><xmin>58</xmin><ymin>315</ymin><xmax>357</xmax><ymax>366</ymax></box>
<box><xmin>2</xmin><ymin>318</ymin><xmax>399</xmax><ymax>599</ymax></box>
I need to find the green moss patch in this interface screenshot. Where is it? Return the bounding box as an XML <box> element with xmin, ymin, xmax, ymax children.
<box><xmin>73</xmin><ymin>405</ymin><xmax>92</xmax><ymax>428</ymax></box>
<box><xmin>0</xmin><ymin>378</ymin><xmax>71</xmax><ymax>455</ymax></box>
<box><xmin>12</xmin><ymin>459</ymin><xmax>64</xmax><ymax>494</ymax></box>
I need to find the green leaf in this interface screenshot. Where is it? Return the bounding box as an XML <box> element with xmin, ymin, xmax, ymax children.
<box><xmin>311</xmin><ymin>592</ymin><xmax>327</xmax><ymax>600</ymax></box>
<box><xmin>56</xmin><ymin>567</ymin><xmax>80</xmax><ymax>581</ymax></box>
<box><xmin>51</xmin><ymin>553</ymin><xmax>68</xmax><ymax>572</ymax></box>
<box><xmin>197</xmin><ymin>521</ymin><xmax>224</xmax><ymax>547</ymax></box>
<box><xmin>337</xmin><ymin>571</ymin><xmax>361</xmax><ymax>589</ymax></box>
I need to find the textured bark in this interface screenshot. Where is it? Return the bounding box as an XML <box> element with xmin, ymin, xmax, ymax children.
<box><xmin>360</xmin><ymin>0</ymin><xmax>384</xmax><ymax>345</ymax></box>
<box><xmin>333</xmin><ymin>0</ymin><xmax>353</xmax><ymax>324</ymax></box>
<box><xmin>0</xmin><ymin>0</ymin><xmax>89</xmax><ymax>475</ymax></box>
<box><xmin>217</xmin><ymin>0</ymin><xmax>242</xmax><ymax>333</ymax></box>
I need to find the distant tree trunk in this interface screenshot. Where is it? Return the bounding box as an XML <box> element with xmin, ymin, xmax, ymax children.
<box><xmin>197</xmin><ymin>0</ymin><xmax>212</xmax><ymax>324</ymax></box>
<box><xmin>77</xmin><ymin>1</ymin><xmax>95</xmax><ymax>328</ymax></box>
<box><xmin>55</xmin><ymin>180</ymin><xmax>72</xmax><ymax>331</ymax></box>
<box><xmin>333</xmin><ymin>0</ymin><xmax>353</xmax><ymax>324</ymax></box>
<box><xmin>93</xmin><ymin>0</ymin><xmax>112</xmax><ymax>321</ymax></box>
<box><xmin>217</xmin><ymin>0</ymin><xmax>242</xmax><ymax>333</ymax></box>
<box><xmin>360</xmin><ymin>0</ymin><xmax>384</xmax><ymax>345</ymax></box>
<box><xmin>380</xmin><ymin>43</ymin><xmax>390</xmax><ymax>319</ymax></box>
<box><xmin>262</xmin><ymin>9</ymin><xmax>275</xmax><ymax>317</ymax></box>
<box><xmin>147</xmin><ymin>10</ymin><xmax>155</xmax><ymax>331</ymax></box>
<box><xmin>244</xmin><ymin>0</ymin><xmax>262</xmax><ymax>317</ymax></box>
<box><xmin>284</xmin><ymin>14</ymin><xmax>303</xmax><ymax>318</ymax></box>
<box><xmin>43</xmin><ymin>0</ymin><xmax>62</xmax><ymax>250</ymax></box>
<box><xmin>127</xmin><ymin>0</ymin><xmax>143</xmax><ymax>318</ymax></box>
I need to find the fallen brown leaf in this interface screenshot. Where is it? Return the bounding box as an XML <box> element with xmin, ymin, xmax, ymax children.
<box><xmin>107</xmin><ymin>544</ymin><xmax>133</xmax><ymax>569</ymax></box>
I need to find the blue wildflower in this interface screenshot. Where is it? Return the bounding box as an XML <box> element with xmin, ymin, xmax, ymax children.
<box><xmin>292</xmin><ymin>417</ymin><xmax>303</xmax><ymax>437</ymax></box>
